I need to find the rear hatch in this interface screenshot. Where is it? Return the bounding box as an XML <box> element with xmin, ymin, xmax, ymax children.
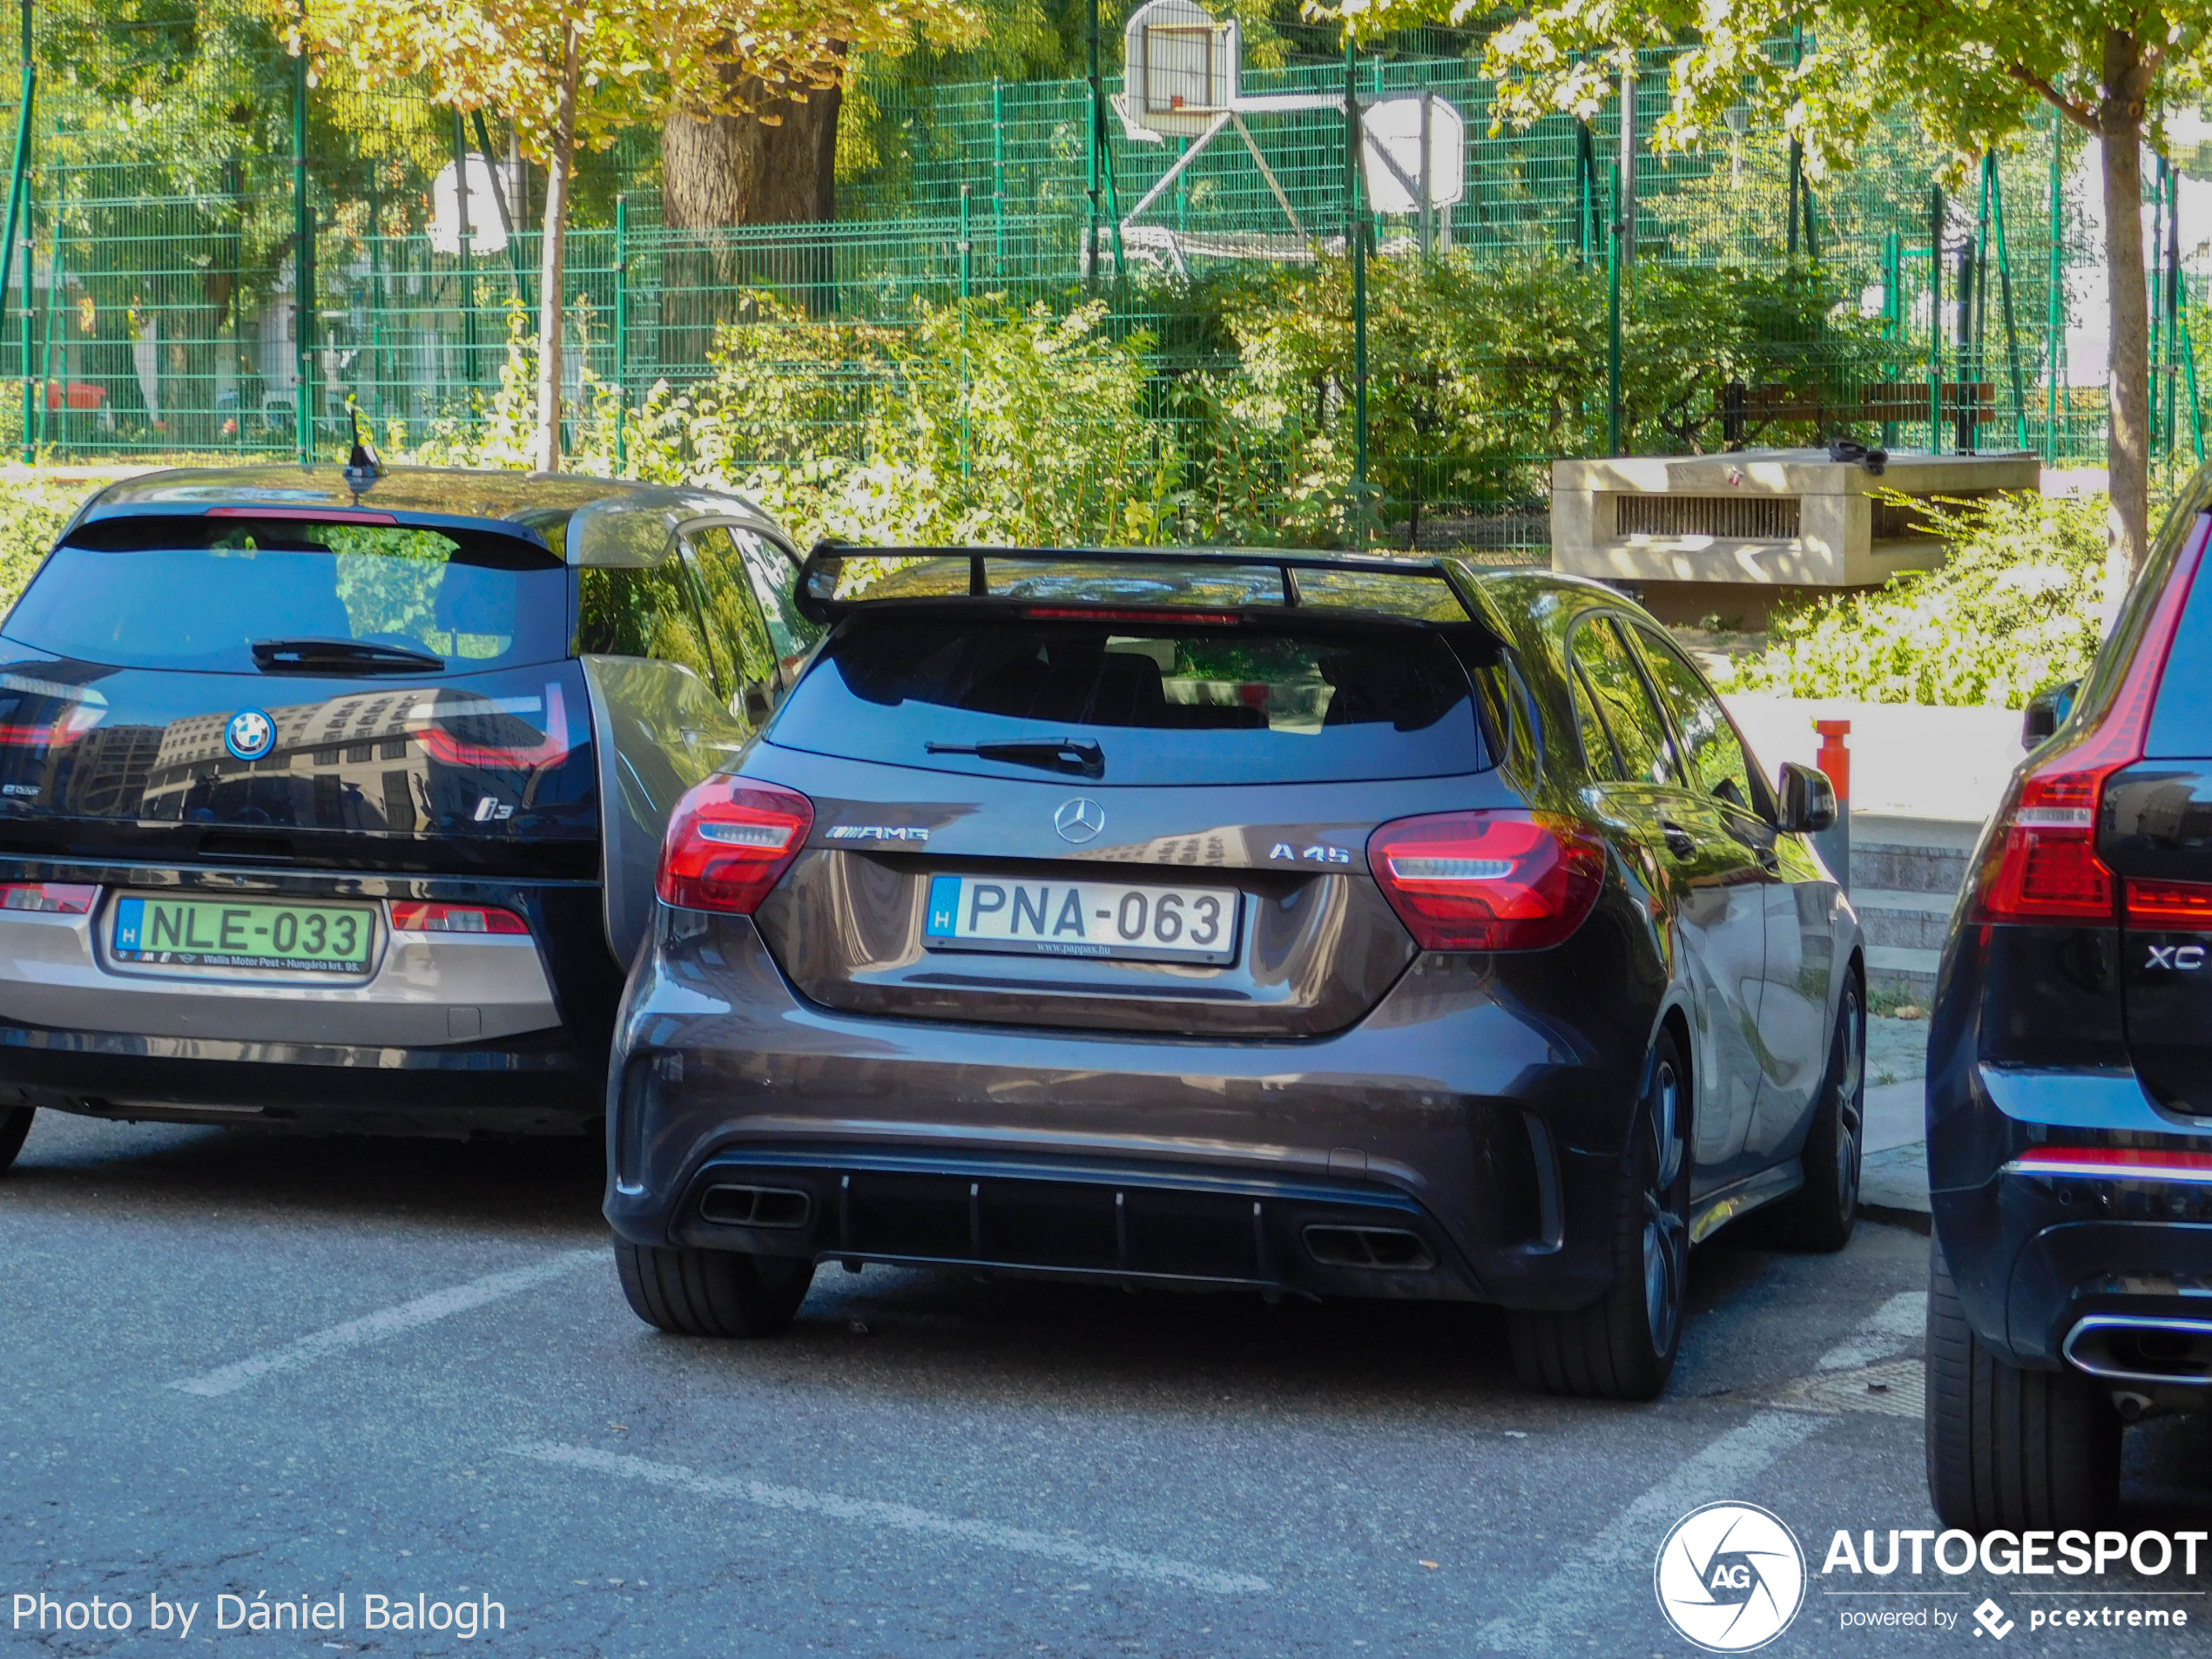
<box><xmin>2108</xmin><ymin>536</ymin><xmax>2212</xmax><ymax>1116</ymax></box>
<box><xmin>0</xmin><ymin>510</ymin><xmax>594</xmax><ymax>877</ymax></box>
<box><xmin>744</xmin><ymin>554</ymin><xmax>1511</xmax><ymax>1036</ymax></box>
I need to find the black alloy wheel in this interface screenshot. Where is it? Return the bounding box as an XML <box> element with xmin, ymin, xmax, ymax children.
<box><xmin>1765</xmin><ymin>978</ymin><xmax>1865</xmax><ymax>1251</ymax></box>
<box><xmin>1510</xmin><ymin>1030</ymin><xmax>1690</xmax><ymax>1401</ymax></box>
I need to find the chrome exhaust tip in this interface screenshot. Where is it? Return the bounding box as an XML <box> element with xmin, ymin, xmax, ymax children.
<box><xmin>2062</xmin><ymin>1316</ymin><xmax>2212</xmax><ymax>1386</ymax></box>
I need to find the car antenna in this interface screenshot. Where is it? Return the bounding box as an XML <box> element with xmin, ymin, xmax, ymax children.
<box><xmin>343</xmin><ymin>401</ymin><xmax>385</xmax><ymax>493</ymax></box>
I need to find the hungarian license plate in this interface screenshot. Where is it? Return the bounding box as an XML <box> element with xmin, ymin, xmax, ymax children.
<box><xmin>110</xmin><ymin>896</ymin><xmax>376</xmax><ymax>976</ymax></box>
<box><xmin>923</xmin><ymin>873</ymin><xmax>1239</xmax><ymax>966</ymax></box>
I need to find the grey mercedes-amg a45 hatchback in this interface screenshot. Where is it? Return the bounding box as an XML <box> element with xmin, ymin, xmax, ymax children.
<box><xmin>604</xmin><ymin>546</ymin><xmax>1865</xmax><ymax>1399</ymax></box>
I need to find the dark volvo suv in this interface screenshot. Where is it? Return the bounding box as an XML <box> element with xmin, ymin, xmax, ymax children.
<box><xmin>1928</xmin><ymin>470</ymin><xmax>2212</xmax><ymax>1524</ymax></box>
<box><xmin>605</xmin><ymin>549</ymin><xmax>1865</xmax><ymax>1399</ymax></box>
<box><xmin>0</xmin><ymin>465</ymin><xmax>814</xmax><ymax>1164</ymax></box>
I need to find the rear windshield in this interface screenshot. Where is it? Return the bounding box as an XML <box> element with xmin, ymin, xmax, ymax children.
<box><xmin>2148</xmin><ymin>513</ymin><xmax>2212</xmax><ymax>756</ymax></box>
<box><xmin>766</xmin><ymin>617</ymin><xmax>1488</xmax><ymax>785</ymax></box>
<box><xmin>3</xmin><ymin>516</ymin><xmax>568</xmax><ymax>675</ymax></box>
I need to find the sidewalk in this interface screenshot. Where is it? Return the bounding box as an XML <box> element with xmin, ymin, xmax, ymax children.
<box><xmin>1858</xmin><ymin>1015</ymin><xmax>1931</xmax><ymax>1230</ymax></box>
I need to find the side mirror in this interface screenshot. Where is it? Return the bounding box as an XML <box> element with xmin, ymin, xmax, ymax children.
<box><xmin>739</xmin><ymin>678</ymin><xmax>777</xmax><ymax>727</ymax></box>
<box><xmin>1777</xmin><ymin>760</ymin><xmax>1837</xmax><ymax>833</ymax></box>
<box><xmin>2022</xmin><ymin>679</ymin><xmax>2079</xmax><ymax>747</ymax></box>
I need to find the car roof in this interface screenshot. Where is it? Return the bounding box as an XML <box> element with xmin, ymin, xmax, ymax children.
<box><xmin>69</xmin><ymin>465</ymin><xmax>790</xmax><ymax>570</ymax></box>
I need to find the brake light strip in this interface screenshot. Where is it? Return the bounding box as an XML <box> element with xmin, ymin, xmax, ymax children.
<box><xmin>2005</xmin><ymin>1148</ymin><xmax>2212</xmax><ymax>1184</ymax></box>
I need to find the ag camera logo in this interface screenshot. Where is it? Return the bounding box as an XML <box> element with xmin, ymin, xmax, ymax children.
<box><xmin>1654</xmin><ymin>1501</ymin><xmax>1806</xmax><ymax>1652</ymax></box>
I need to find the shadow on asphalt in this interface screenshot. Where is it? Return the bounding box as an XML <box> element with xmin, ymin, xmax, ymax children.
<box><xmin>4</xmin><ymin>1108</ymin><xmax>605</xmax><ymax>1231</ymax></box>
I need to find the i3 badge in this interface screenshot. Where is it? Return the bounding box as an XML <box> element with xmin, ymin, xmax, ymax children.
<box><xmin>224</xmin><ymin>708</ymin><xmax>276</xmax><ymax>762</ymax></box>
<box><xmin>1054</xmin><ymin>797</ymin><xmax>1105</xmax><ymax>844</ymax></box>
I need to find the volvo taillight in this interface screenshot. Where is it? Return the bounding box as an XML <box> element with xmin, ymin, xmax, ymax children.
<box><xmin>1366</xmin><ymin>810</ymin><xmax>1606</xmax><ymax>951</ymax></box>
<box><xmin>657</xmin><ymin>780</ymin><xmax>813</xmax><ymax>914</ymax></box>
<box><xmin>1970</xmin><ymin>513</ymin><xmax>2212</xmax><ymax>926</ymax></box>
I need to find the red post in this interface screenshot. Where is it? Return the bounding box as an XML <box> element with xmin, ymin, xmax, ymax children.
<box><xmin>1814</xmin><ymin>718</ymin><xmax>1851</xmax><ymax>806</ymax></box>
<box><xmin>1813</xmin><ymin>718</ymin><xmax>1851</xmax><ymax>893</ymax></box>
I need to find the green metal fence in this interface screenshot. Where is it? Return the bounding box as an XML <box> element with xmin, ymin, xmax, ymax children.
<box><xmin>0</xmin><ymin>7</ymin><xmax>2194</xmax><ymax>550</ymax></box>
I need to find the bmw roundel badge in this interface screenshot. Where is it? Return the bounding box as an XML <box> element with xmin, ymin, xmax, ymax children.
<box><xmin>224</xmin><ymin>708</ymin><xmax>277</xmax><ymax>762</ymax></box>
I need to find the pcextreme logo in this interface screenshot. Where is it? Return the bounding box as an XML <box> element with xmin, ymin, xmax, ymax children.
<box><xmin>1655</xmin><ymin>1501</ymin><xmax>1809</xmax><ymax>1653</ymax></box>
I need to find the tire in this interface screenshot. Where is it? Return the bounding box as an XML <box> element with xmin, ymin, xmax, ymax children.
<box><xmin>1509</xmin><ymin>1031</ymin><xmax>1689</xmax><ymax>1401</ymax></box>
<box><xmin>1764</xmin><ymin>977</ymin><xmax>1865</xmax><ymax>1251</ymax></box>
<box><xmin>615</xmin><ymin>1241</ymin><xmax>815</xmax><ymax>1339</ymax></box>
<box><xmin>0</xmin><ymin>1105</ymin><xmax>31</xmax><ymax>1175</ymax></box>
<box><xmin>1925</xmin><ymin>1238</ymin><xmax>2120</xmax><ymax>1530</ymax></box>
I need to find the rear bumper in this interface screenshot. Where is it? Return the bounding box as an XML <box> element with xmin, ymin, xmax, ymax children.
<box><xmin>1930</xmin><ymin>1062</ymin><xmax>2212</xmax><ymax>1375</ymax></box>
<box><xmin>604</xmin><ymin>907</ymin><xmax>1667</xmax><ymax>1312</ymax></box>
<box><xmin>670</xmin><ymin>1148</ymin><xmax>1485</xmax><ymax>1304</ymax></box>
<box><xmin>0</xmin><ymin>859</ymin><xmax>623</xmax><ymax>1136</ymax></box>
<box><xmin>0</xmin><ymin>1017</ymin><xmax>600</xmax><ymax>1136</ymax></box>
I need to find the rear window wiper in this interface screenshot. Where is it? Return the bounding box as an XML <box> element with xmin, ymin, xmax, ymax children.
<box><xmin>253</xmin><ymin>637</ymin><xmax>445</xmax><ymax>674</ymax></box>
<box><xmin>925</xmin><ymin>737</ymin><xmax>1104</xmax><ymax>779</ymax></box>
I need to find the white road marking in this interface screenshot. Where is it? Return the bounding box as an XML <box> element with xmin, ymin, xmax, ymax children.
<box><xmin>1479</xmin><ymin>1290</ymin><xmax>1928</xmax><ymax>1656</ymax></box>
<box><xmin>1814</xmin><ymin>1291</ymin><xmax>1925</xmax><ymax>1372</ymax></box>
<box><xmin>509</xmin><ymin>1441</ymin><xmax>1271</xmax><ymax>1595</ymax></box>
<box><xmin>171</xmin><ymin>1248</ymin><xmax>604</xmax><ymax>1398</ymax></box>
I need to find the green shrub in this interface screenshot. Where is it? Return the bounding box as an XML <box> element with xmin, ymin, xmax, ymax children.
<box><xmin>0</xmin><ymin>477</ymin><xmax>95</xmax><ymax>610</ymax></box>
<box><xmin>1726</xmin><ymin>491</ymin><xmax>2106</xmax><ymax>707</ymax></box>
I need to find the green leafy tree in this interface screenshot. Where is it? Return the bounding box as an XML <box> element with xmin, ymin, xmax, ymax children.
<box><xmin>1322</xmin><ymin>0</ymin><xmax>2212</xmax><ymax>591</ymax></box>
<box><xmin>282</xmin><ymin>0</ymin><xmax>977</xmax><ymax>470</ymax></box>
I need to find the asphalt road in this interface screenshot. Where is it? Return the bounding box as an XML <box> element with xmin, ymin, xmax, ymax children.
<box><xmin>3</xmin><ymin>1109</ymin><xmax>2207</xmax><ymax>1658</ymax></box>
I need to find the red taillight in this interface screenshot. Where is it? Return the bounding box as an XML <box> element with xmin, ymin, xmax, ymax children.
<box><xmin>0</xmin><ymin>882</ymin><xmax>96</xmax><ymax>914</ymax></box>
<box><xmin>2006</xmin><ymin>1148</ymin><xmax>2212</xmax><ymax>1184</ymax></box>
<box><xmin>1366</xmin><ymin>810</ymin><xmax>1607</xmax><ymax>951</ymax></box>
<box><xmin>2123</xmin><ymin>876</ymin><xmax>2212</xmax><ymax>927</ymax></box>
<box><xmin>658</xmin><ymin>780</ymin><xmax>813</xmax><ymax>914</ymax></box>
<box><xmin>390</xmin><ymin>901</ymin><xmax>529</xmax><ymax>935</ymax></box>
<box><xmin>412</xmin><ymin>684</ymin><xmax>572</xmax><ymax>769</ymax></box>
<box><xmin>1971</xmin><ymin>512</ymin><xmax>2212</xmax><ymax>925</ymax></box>
<box><xmin>0</xmin><ymin>701</ymin><xmax>103</xmax><ymax>749</ymax></box>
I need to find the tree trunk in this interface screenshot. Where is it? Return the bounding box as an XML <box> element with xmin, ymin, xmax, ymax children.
<box><xmin>661</xmin><ymin>74</ymin><xmax>842</xmax><ymax>230</ymax></box>
<box><xmin>2100</xmin><ymin>30</ymin><xmax>2153</xmax><ymax>607</ymax></box>
<box><xmin>659</xmin><ymin>57</ymin><xmax>844</xmax><ymax>354</ymax></box>
<box><xmin>534</xmin><ymin>23</ymin><xmax>579</xmax><ymax>474</ymax></box>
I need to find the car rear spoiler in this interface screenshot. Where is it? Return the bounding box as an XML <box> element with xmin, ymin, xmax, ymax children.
<box><xmin>794</xmin><ymin>541</ymin><xmax>1506</xmax><ymax>643</ymax></box>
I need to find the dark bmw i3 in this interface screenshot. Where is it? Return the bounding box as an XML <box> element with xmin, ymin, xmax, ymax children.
<box><xmin>605</xmin><ymin>547</ymin><xmax>1866</xmax><ymax>1399</ymax></box>
<box><xmin>0</xmin><ymin>464</ymin><xmax>815</xmax><ymax>1168</ymax></box>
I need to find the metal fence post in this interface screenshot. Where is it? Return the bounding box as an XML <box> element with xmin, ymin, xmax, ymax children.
<box><xmin>612</xmin><ymin>193</ymin><xmax>628</xmax><ymax>472</ymax></box>
<box><xmin>1344</xmin><ymin>37</ymin><xmax>1367</xmax><ymax>497</ymax></box>
<box><xmin>2046</xmin><ymin>120</ymin><xmax>2064</xmax><ymax>459</ymax></box>
<box><xmin>3</xmin><ymin>0</ymin><xmax>31</xmax><ymax>459</ymax></box>
<box><xmin>293</xmin><ymin>31</ymin><xmax>311</xmax><ymax>463</ymax></box>
<box><xmin>990</xmin><ymin>78</ymin><xmax>1005</xmax><ymax>267</ymax></box>
<box><xmin>453</xmin><ymin>111</ymin><xmax>475</xmax><ymax>403</ymax></box>
<box><xmin>1084</xmin><ymin>0</ymin><xmax>1102</xmax><ymax>283</ymax></box>
<box><xmin>1608</xmin><ymin>162</ymin><xmax>1622</xmax><ymax>455</ymax></box>
<box><xmin>1984</xmin><ymin>154</ymin><xmax>2027</xmax><ymax>449</ymax></box>
<box><xmin>34</xmin><ymin>180</ymin><xmax>52</xmax><ymax>455</ymax></box>
<box><xmin>1927</xmin><ymin>185</ymin><xmax>1943</xmax><ymax>455</ymax></box>
<box><xmin>14</xmin><ymin>179</ymin><xmax>25</xmax><ymax>463</ymax></box>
